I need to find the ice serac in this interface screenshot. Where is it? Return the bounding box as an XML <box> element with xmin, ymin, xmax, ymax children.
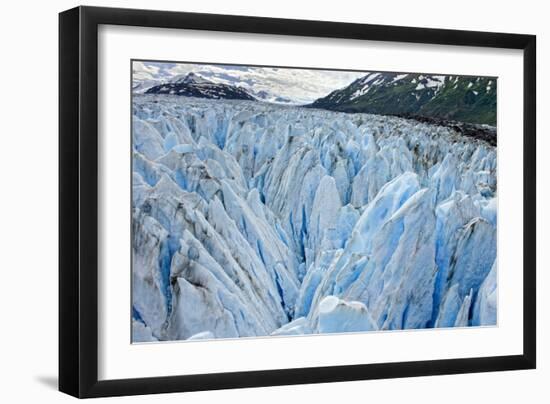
<box><xmin>472</xmin><ymin>260</ymin><xmax>497</xmax><ymax>326</ymax></box>
<box><xmin>132</xmin><ymin>94</ymin><xmax>497</xmax><ymax>341</ymax></box>
<box><xmin>335</xmin><ymin>187</ymin><xmax>437</xmax><ymax>330</ymax></box>
<box><xmin>317</xmin><ymin>296</ymin><xmax>377</xmax><ymax>334</ymax></box>
<box><xmin>307</xmin><ymin>175</ymin><xmax>342</xmax><ymax>265</ymax></box>
<box><xmin>132</xmin><ymin>212</ymin><xmax>171</xmax><ymax>337</ymax></box>
<box><xmin>132</xmin><ymin>320</ymin><xmax>158</xmax><ymax>343</ymax></box>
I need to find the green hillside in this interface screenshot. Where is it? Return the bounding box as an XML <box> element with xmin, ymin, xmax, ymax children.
<box><xmin>310</xmin><ymin>73</ymin><xmax>496</xmax><ymax>126</ymax></box>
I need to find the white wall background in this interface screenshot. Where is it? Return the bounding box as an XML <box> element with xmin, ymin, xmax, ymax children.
<box><xmin>0</xmin><ymin>0</ymin><xmax>546</xmax><ymax>402</ymax></box>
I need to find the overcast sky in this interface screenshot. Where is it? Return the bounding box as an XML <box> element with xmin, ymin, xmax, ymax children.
<box><xmin>132</xmin><ymin>61</ymin><xmax>366</xmax><ymax>103</ymax></box>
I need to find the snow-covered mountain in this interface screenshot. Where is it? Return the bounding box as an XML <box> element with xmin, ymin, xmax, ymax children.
<box><xmin>141</xmin><ymin>72</ymin><xmax>300</xmax><ymax>104</ymax></box>
<box><xmin>252</xmin><ymin>89</ymin><xmax>294</xmax><ymax>104</ymax></box>
<box><xmin>310</xmin><ymin>72</ymin><xmax>497</xmax><ymax>125</ymax></box>
<box><xmin>145</xmin><ymin>73</ymin><xmax>256</xmax><ymax>101</ymax></box>
<box><xmin>132</xmin><ymin>95</ymin><xmax>497</xmax><ymax>342</ymax></box>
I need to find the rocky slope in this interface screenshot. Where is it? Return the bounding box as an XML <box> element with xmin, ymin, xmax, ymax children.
<box><xmin>310</xmin><ymin>72</ymin><xmax>497</xmax><ymax>126</ymax></box>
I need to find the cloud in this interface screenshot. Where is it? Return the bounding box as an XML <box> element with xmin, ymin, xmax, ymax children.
<box><xmin>132</xmin><ymin>61</ymin><xmax>160</xmax><ymax>80</ymax></box>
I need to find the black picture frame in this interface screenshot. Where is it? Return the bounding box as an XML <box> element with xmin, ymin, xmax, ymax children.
<box><xmin>59</xmin><ymin>5</ymin><xmax>536</xmax><ymax>398</ymax></box>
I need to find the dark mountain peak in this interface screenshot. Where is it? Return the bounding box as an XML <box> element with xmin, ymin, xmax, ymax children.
<box><xmin>255</xmin><ymin>90</ymin><xmax>270</xmax><ymax>99</ymax></box>
<box><xmin>172</xmin><ymin>72</ymin><xmax>210</xmax><ymax>85</ymax></box>
<box><xmin>145</xmin><ymin>73</ymin><xmax>255</xmax><ymax>101</ymax></box>
<box><xmin>251</xmin><ymin>89</ymin><xmax>294</xmax><ymax>104</ymax></box>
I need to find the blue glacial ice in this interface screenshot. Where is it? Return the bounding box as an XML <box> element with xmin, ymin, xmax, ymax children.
<box><xmin>132</xmin><ymin>95</ymin><xmax>497</xmax><ymax>341</ymax></box>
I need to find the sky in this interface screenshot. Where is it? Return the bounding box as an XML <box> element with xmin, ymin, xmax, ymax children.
<box><xmin>132</xmin><ymin>61</ymin><xmax>366</xmax><ymax>104</ymax></box>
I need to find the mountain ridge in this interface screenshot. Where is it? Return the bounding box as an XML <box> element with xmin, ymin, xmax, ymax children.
<box><xmin>309</xmin><ymin>72</ymin><xmax>497</xmax><ymax>126</ymax></box>
<box><xmin>145</xmin><ymin>72</ymin><xmax>256</xmax><ymax>101</ymax></box>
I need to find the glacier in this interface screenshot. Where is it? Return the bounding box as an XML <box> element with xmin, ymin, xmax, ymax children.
<box><xmin>131</xmin><ymin>94</ymin><xmax>497</xmax><ymax>342</ymax></box>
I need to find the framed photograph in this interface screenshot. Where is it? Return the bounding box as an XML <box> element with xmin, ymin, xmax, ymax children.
<box><xmin>59</xmin><ymin>6</ymin><xmax>536</xmax><ymax>398</ymax></box>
